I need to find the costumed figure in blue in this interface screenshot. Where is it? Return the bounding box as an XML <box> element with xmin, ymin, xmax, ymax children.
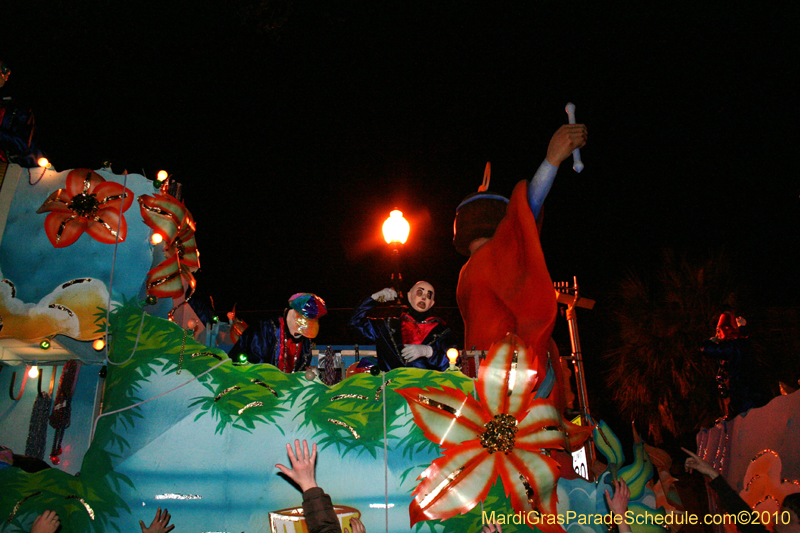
<box><xmin>701</xmin><ymin>311</ymin><xmax>765</xmax><ymax>420</ymax></box>
<box><xmin>228</xmin><ymin>293</ymin><xmax>326</xmax><ymax>372</ymax></box>
<box><xmin>349</xmin><ymin>281</ymin><xmax>455</xmax><ymax>372</ymax></box>
<box><xmin>0</xmin><ymin>60</ymin><xmax>41</xmax><ymax>168</ymax></box>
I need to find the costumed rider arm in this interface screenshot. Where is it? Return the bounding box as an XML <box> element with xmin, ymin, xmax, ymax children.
<box><xmin>401</xmin><ymin>344</ymin><xmax>433</xmax><ymax>363</ymax></box>
<box><xmin>0</xmin><ymin>129</ymin><xmax>32</xmax><ymax>159</ymax></box>
<box><xmin>228</xmin><ymin>320</ymin><xmax>277</xmax><ymax>364</ymax></box>
<box><xmin>402</xmin><ymin>330</ymin><xmax>456</xmax><ymax>372</ymax></box>
<box><xmin>347</xmin><ymin>288</ymin><xmax>397</xmax><ymax>342</ymax></box>
<box><xmin>527</xmin><ymin>124</ymin><xmax>588</xmax><ymax>221</ymax></box>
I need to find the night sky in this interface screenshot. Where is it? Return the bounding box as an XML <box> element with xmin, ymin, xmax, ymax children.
<box><xmin>4</xmin><ymin>1</ymin><xmax>799</xmax><ymax>357</ymax></box>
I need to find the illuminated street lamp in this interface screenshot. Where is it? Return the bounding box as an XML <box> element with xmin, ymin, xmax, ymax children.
<box><xmin>382</xmin><ymin>209</ymin><xmax>409</xmax><ymax>298</ymax></box>
<box><xmin>382</xmin><ymin>209</ymin><xmax>409</xmax><ymax>245</ymax></box>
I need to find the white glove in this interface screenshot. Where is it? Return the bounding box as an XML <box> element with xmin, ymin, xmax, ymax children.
<box><xmin>401</xmin><ymin>344</ymin><xmax>433</xmax><ymax>362</ymax></box>
<box><xmin>371</xmin><ymin>288</ymin><xmax>398</xmax><ymax>302</ymax></box>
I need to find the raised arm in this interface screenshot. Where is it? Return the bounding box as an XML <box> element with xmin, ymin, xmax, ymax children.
<box><xmin>348</xmin><ymin>290</ymin><xmax>396</xmax><ymax>342</ymax></box>
<box><xmin>682</xmin><ymin>447</ymin><xmax>719</xmax><ymax>479</ymax></box>
<box><xmin>527</xmin><ymin>124</ymin><xmax>588</xmax><ymax>220</ymax></box>
<box><xmin>276</xmin><ymin>440</ymin><xmax>342</xmax><ymax>533</ymax></box>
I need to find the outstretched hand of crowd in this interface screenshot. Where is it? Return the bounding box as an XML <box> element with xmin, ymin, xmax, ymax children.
<box><xmin>30</xmin><ymin>510</ymin><xmax>60</xmax><ymax>533</ymax></box>
<box><xmin>139</xmin><ymin>508</ymin><xmax>175</xmax><ymax>533</ymax></box>
<box><xmin>345</xmin><ymin>517</ymin><xmax>366</xmax><ymax>533</ymax></box>
<box><xmin>682</xmin><ymin>447</ymin><xmax>720</xmax><ymax>479</ymax></box>
<box><xmin>482</xmin><ymin>520</ymin><xmax>503</xmax><ymax>532</ymax></box>
<box><xmin>604</xmin><ymin>478</ymin><xmax>632</xmax><ymax>533</ymax></box>
<box><xmin>276</xmin><ymin>439</ymin><xmax>319</xmax><ymax>492</ymax></box>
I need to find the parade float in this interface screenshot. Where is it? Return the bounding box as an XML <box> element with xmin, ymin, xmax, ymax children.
<box><xmin>0</xmin><ymin>160</ymin><xmax>797</xmax><ymax>533</ymax></box>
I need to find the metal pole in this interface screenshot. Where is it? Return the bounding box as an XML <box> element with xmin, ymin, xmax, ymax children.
<box><xmin>564</xmin><ymin>276</ymin><xmax>596</xmax><ymax>480</ymax></box>
<box><xmin>390</xmin><ymin>245</ymin><xmax>403</xmax><ymax>300</ymax></box>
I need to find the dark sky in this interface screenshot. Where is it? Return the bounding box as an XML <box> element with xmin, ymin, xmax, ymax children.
<box><xmin>4</xmin><ymin>0</ymin><xmax>799</xmax><ymax>331</ymax></box>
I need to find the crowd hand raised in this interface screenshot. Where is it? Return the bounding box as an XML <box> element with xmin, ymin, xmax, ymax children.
<box><xmin>344</xmin><ymin>517</ymin><xmax>366</xmax><ymax>533</ymax></box>
<box><xmin>276</xmin><ymin>439</ymin><xmax>319</xmax><ymax>492</ymax></box>
<box><xmin>31</xmin><ymin>510</ymin><xmax>60</xmax><ymax>533</ymax></box>
<box><xmin>139</xmin><ymin>508</ymin><xmax>174</xmax><ymax>533</ymax></box>
<box><xmin>604</xmin><ymin>478</ymin><xmax>631</xmax><ymax>516</ymax></box>
<box><xmin>482</xmin><ymin>520</ymin><xmax>503</xmax><ymax>532</ymax></box>
<box><xmin>401</xmin><ymin>344</ymin><xmax>433</xmax><ymax>362</ymax></box>
<box><xmin>371</xmin><ymin>288</ymin><xmax>398</xmax><ymax>302</ymax></box>
<box><xmin>546</xmin><ymin>124</ymin><xmax>588</xmax><ymax>167</ymax></box>
<box><xmin>682</xmin><ymin>447</ymin><xmax>719</xmax><ymax>479</ymax></box>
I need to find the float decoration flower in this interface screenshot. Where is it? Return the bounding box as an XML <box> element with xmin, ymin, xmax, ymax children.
<box><xmin>36</xmin><ymin>169</ymin><xmax>134</xmax><ymax>248</ymax></box>
<box><xmin>138</xmin><ymin>192</ymin><xmax>200</xmax><ymax>299</ymax></box>
<box><xmin>396</xmin><ymin>333</ymin><xmax>593</xmax><ymax>532</ymax></box>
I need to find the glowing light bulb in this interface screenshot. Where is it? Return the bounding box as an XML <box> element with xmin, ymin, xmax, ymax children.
<box><xmin>28</xmin><ymin>365</ymin><xmax>40</xmax><ymax>378</ymax></box>
<box><xmin>150</xmin><ymin>233</ymin><xmax>163</xmax><ymax>245</ymax></box>
<box><xmin>382</xmin><ymin>210</ymin><xmax>410</xmax><ymax>244</ymax></box>
<box><xmin>93</xmin><ymin>339</ymin><xmax>105</xmax><ymax>351</ymax></box>
<box><xmin>40</xmin><ymin>339</ymin><xmax>51</xmax><ymax>350</ymax></box>
<box><xmin>156</xmin><ymin>170</ymin><xmax>169</xmax><ymax>182</ymax></box>
<box><xmin>37</xmin><ymin>157</ymin><xmax>51</xmax><ymax>169</ymax></box>
<box><xmin>447</xmin><ymin>348</ymin><xmax>459</xmax><ymax>366</ymax></box>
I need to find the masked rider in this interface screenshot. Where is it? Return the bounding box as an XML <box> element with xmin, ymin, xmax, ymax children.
<box><xmin>349</xmin><ymin>281</ymin><xmax>455</xmax><ymax>372</ymax></box>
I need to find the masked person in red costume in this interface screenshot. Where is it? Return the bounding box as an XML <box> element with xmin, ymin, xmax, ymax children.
<box><xmin>453</xmin><ymin>124</ymin><xmax>587</xmax><ymax>408</ymax></box>
<box><xmin>349</xmin><ymin>281</ymin><xmax>455</xmax><ymax>372</ymax></box>
<box><xmin>228</xmin><ymin>293</ymin><xmax>326</xmax><ymax>372</ymax></box>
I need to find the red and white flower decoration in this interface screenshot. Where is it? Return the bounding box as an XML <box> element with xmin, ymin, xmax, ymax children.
<box><xmin>138</xmin><ymin>192</ymin><xmax>199</xmax><ymax>299</ymax></box>
<box><xmin>396</xmin><ymin>333</ymin><xmax>592</xmax><ymax>531</ymax></box>
<box><xmin>36</xmin><ymin>169</ymin><xmax>133</xmax><ymax>248</ymax></box>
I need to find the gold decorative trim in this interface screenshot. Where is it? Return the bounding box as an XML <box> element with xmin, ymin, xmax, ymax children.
<box><xmin>6</xmin><ymin>491</ymin><xmax>42</xmax><ymax>523</ymax></box>
<box><xmin>238</xmin><ymin>401</ymin><xmax>263</xmax><ymax>415</ymax></box>
<box><xmin>417</xmin><ymin>394</ymin><xmax>460</xmax><ymax>417</ymax></box>
<box><xmin>251</xmin><ymin>379</ymin><xmax>278</xmax><ymax>397</ymax></box>
<box><xmin>328</xmin><ymin>418</ymin><xmax>360</xmax><ymax>439</ymax></box>
<box><xmin>331</xmin><ymin>394</ymin><xmax>368</xmax><ymax>401</ymax></box>
<box><xmin>214</xmin><ymin>386</ymin><xmax>242</xmax><ymax>402</ymax></box>
<box><xmin>375</xmin><ymin>379</ymin><xmax>393</xmax><ymax>401</ymax></box>
<box><xmin>66</xmin><ymin>495</ymin><xmax>95</xmax><ymax>520</ymax></box>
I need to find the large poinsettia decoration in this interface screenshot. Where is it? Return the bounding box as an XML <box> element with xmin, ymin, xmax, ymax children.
<box><xmin>396</xmin><ymin>333</ymin><xmax>592</xmax><ymax>532</ymax></box>
<box><xmin>138</xmin><ymin>192</ymin><xmax>199</xmax><ymax>298</ymax></box>
<box><xmin>36</xmin><ymin>169</ymin><xmax>134</xmax><ymax>248</ymax></box>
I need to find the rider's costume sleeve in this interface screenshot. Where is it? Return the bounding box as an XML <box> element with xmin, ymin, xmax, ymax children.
<box><xmin>457</xmin><ymin>179</ymin><xmax>557</xmax><ymax>391</ymax></box>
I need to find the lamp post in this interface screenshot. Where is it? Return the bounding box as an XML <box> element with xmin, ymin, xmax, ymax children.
<box><xmin>367</xmin><ymin>210</ymin><xmax>409</xmax><ymax>319</ymax></box>
<box><xmin>381</xmin><ymin>209</ymin><xmax>409</xmax><ymax>299</ymax></box>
